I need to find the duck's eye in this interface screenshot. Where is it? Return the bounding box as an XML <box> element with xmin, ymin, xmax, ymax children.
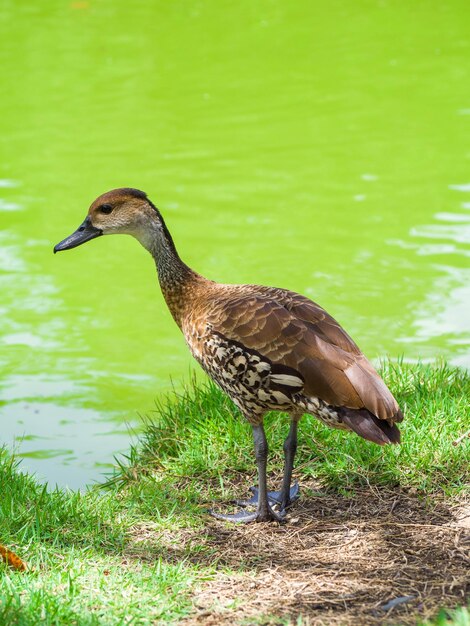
<box><xmin>99</xmin><ymin>204</ymin><xmax>113</xmax><ymax>215</ymax></box>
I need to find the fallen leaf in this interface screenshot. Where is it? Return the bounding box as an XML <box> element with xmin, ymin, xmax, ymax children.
<box><xmin>0</xmin><ymin>544</ymin><xmax>27</xmax><ymax>571</ymax></box>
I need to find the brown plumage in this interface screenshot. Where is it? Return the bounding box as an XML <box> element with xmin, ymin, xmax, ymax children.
<box><xmin>54</xmin><ymin>188</ymin><xmax>403</xmax><ymax>523</ymax></box>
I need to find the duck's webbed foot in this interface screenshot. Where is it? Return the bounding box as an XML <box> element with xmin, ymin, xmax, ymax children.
<box><xmin>236</xmin><ymin>482</ymin><xmax>300</xmax><ymax>511</ymax></box>
<box><xmin>209</xmin><ymin>504</ymin><xmax>284</xmax><ymax>523</ymax></box>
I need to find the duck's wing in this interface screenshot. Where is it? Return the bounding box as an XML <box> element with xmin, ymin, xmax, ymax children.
<box><xmin>204</xmin><ymin>286</ymin><xmax>402</xmax><ymax>424</ymax></box>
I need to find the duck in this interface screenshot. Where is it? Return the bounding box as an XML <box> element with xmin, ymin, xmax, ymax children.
<box><xmin>54</xmin><ymin>187</ymin><xmax>403</xmax><ymax>523</ymax></box>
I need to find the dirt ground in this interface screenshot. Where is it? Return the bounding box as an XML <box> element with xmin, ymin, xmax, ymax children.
<box><xmin>128</xmin><ymin>485</ymin><xmax>470</xmax><ymax>626</ymax></box>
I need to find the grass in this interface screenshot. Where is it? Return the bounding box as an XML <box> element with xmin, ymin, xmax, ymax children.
<box><xmin>0</xmin><ymin>453</ymin><xmax>196</xmax><ymax>625</ymax></box>
<box><xmin>0</xmin><ymin>360</ymin><xmax>469</xmax><ymax>625</ymax></box>
<box><xmin>420</xmin><ymin>607</ymin><xmax>470</xmax><ymax>626</ymax></box>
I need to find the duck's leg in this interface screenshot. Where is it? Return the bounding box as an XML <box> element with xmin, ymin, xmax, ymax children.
<box><xmin>210</xmin><ymin>423</ymin><xmax>283</xmax><ymax>523</ymax></box>
<box><xmin>251</xmin><ymin>423</ymin><xmax>282</xmax><ymax>521</ymax></box>
<box><xmin>277</xmin><ymin>418</ymin><xmax>300</xmax><ymax>510</ymax></box>
<box><xmin>237</xmin><ymin>418</ymin><xmax>300</xmax><ymax>512</ymax></box>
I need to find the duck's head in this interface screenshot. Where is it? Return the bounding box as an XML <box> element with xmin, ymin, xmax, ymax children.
<box><xmin>54</xmin><ymin>187</ymin><xmax>158</xmax><ymax>253</ymax></box>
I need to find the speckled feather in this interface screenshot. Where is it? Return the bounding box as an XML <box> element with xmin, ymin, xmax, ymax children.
<box><xmin>181</xmin><ymin>281</ymin><xmax>403</xmax><ymax>434</ymax></box>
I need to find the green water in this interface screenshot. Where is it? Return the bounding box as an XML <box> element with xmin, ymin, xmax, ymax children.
<box><xmin>1</xmin><ymin>1</ymin><xmax>469</xmax><ymax>488</ymax></box>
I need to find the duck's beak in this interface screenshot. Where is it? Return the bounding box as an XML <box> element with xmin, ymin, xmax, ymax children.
<box><xmin>54</xmin><ymin>216</ymin><xmax>102</xmax><ymax>253</ymax></box>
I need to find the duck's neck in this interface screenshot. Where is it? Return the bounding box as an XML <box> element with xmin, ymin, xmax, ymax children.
<box><xmin>136</xmin><ymin>209</ymin><xmax>201</xmax><ymax>328</ymax></box>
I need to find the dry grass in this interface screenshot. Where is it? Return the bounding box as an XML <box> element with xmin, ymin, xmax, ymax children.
<box><xmin>127</xmin><ymin>485</ymin><xmax>469</xmax><ymax>626</ymax></box>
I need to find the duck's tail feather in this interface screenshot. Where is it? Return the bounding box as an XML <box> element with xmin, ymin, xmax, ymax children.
<box><xmin>340</xmin><ymin>408</ymin><xmax>401</xmax><ymax>445</ymax></box>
